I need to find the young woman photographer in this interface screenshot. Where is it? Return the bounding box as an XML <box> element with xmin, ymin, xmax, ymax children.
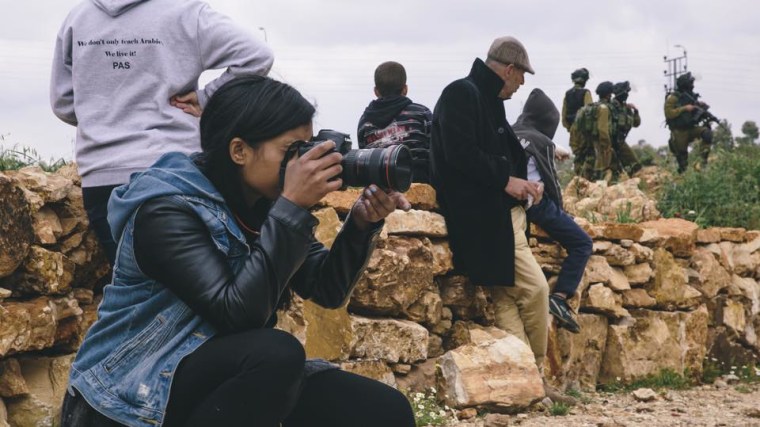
<box><xmin>61</xmin><ymin>75</ymin><xmax>415</xmax><ymax>427</ymax></box>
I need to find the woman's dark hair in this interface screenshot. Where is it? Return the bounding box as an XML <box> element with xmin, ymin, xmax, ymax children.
<box><xmin>198</xmin><ymin>75</ymin><xmax>316</xmax><ymax>212</ymax></box>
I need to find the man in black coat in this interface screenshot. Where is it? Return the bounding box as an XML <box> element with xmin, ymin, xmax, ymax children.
<box><xmin>430</xmin><ymin>36</ymin><xmax>550</xmax><ymax>378</ymax></box>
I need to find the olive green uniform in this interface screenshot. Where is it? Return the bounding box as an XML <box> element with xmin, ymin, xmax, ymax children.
<box><xmin>664</xmin><ymin>92</ymin><xmax>710</xmax><ymax>172</ymax></box>
<box><xmin>592</xmin><ymin>101</ymin><xmax>614</xmax><ymax>179</ymax></box>
<box><xmin>563</xmin><ymin>84</ymin><xmax>592</xmax><ymax>175</ymax></box>
<box><xmin>610</xmin><ymin>99</ymin><xmax>641</xmax><ymax>175</ymax></box>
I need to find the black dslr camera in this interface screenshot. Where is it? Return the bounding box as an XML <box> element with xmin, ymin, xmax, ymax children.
<box><xmin>280</xmin><ymin>130</ymin><xmax>412</xmax><ymax>192</ymax></box>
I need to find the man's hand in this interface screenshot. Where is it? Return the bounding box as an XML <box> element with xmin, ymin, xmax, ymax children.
<box><xmin>170</xmin><ymin>91</ymin><xmax>202</xmax><ymax>117</ymax></box>
<box><xmin>554</xmin><ymin>148</ymin><xmax>570</xmax><ymax>162</ymax></box>
<box><xmin>351</xmin><ymin>185</ymin><xmax>411</xmax><ymax>231</ymax></box>
<box><xmin>505</xmin><ymin>177</ymin><xmax>543</xmax><ymax>202</ymax></box>
<box><xmin>683</xmin><ymin>104</ymin><xmax>697</xmax><ymax>113</ymax></box>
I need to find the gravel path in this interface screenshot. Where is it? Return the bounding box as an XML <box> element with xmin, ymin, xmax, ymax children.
<box><xmin>452</xmin><ymin>383</ymin><xmax>760</xmax><ymax>427</ymax></box>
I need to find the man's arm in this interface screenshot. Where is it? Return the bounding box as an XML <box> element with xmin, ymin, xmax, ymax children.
<box><xmin>194</xmin><ymin>4</ymin><xmax>275</xmax><ymax>108</ymax></box>
<box><xmin>583</xmin><ymin>90</ymin><xmax>593</xmax><ymax>106</ymax></box>
<box><xmin>435</xmin><ymin>83</ymin><xmax>511</xmax><ymax>190</ymax></box>
<box><xmin>49</xmin><ymin>24</ymin><xmax>77</xmax><ymax>126</ymax></box>
<box><xmin>664</xmin><ymin>94</ymin><xmax>693</xmax><ymax>120</ymax></box>
<box><xmin>561</xmin><ymin>96</ymin><xmax>570</xmax><ymax>130</ymax></box>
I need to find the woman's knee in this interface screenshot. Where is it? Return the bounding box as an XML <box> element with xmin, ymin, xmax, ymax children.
<box><xmin>239</xmin><ymin>329</ymin><xmax>305</xmax><ymax>377</ymax></box>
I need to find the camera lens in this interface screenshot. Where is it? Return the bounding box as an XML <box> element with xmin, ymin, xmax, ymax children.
<box><xmin>342</xmin><ymin>145</ymin><xmax>412</xmax><ymax>192</ymax></box>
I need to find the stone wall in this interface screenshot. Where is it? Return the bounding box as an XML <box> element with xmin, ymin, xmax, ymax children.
<box><xmin>1</xmin><ymin>167</ymin><xmax>759</xmax><ymax>425</ymax></box>
<box><xmin>0</xmin><ymin>166</ymin><xmax>109</xmax><ymax>427</ymax></box>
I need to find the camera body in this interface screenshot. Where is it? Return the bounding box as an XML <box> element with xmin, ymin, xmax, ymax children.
<box><xmin>281</xmin><ymin>129</ymin><xmax>412</xmax><ymax>192</ymax></box>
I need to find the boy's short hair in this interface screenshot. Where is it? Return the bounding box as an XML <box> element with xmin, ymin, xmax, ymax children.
<box><xmin>374</xmin><ymin>61</ymin><xmax>407</xmax><ymax>97</ymax></box>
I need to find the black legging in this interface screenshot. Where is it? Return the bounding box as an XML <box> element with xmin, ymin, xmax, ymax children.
<box><xmin>165</xmin><ymin>328</ymin><xmax>415</xmax><ymax>427</ymax></box>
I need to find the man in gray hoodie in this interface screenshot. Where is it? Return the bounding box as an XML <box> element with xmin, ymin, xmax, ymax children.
<box><xmin>513</xmin><ymin>88</ymin><xmax>593</xmax><ymax>334</ymax></box>
<box><xmin>50</xmin><ymin>0</ymin><xmax>273</xmax><ymax>264</ymax></box>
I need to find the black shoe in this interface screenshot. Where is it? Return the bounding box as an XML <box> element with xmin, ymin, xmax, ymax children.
<box><xmin>549</xmin><ymin>294</ymin><xmax>581</xmax><ymax>333</ymax></box>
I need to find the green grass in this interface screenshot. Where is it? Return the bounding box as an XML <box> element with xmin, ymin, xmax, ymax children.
<box><xmin>549</xmin><ymin>402</ymin><xmax>571</xmax><ymax>416</ymax></box>
<box><xmin>735</xmin><ymin>385</ymin><xmax>752</xmax><ymax>394</ymax></box>
<box><xmin>615</xmin><ymin>201</ymin><xmax>636</xmax><ymax>223</ymax></box>
<box><xmin>599</xmin><ymin>369</ymin><xmax>693</xmax><ymax>393</ymax></box>
<box><xmin>0</xmin><ymin>140</ymin><xmax>68</xmax><ymax>172</ymax></box>
<box><xmin>565</xmin><ymin>388</ymin><xmax>593</xmax><ymax>404</ymax></box>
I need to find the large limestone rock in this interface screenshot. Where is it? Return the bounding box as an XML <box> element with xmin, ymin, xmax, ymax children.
<box><xmin>0</xmin><ymin>359</ymin><xmax>28</xmax><ymax>397</ymax></box>
<box><xmin>584</xmin><ymin>255</ymin><xmax>613</xmax><ymax>285</ymax></box>
<box><xmin>0</xmin><ymin>174</ymin><xmax>34</xmax><ymax>278</ymax></box>
<box><xmin>0</xmin><ymin>296</ymin><xmax>82</xmax><ymax>357</ymax></box>
<box><xmin>429</xmin><ymin>239</ymin><xmax>454</xmax><ymax>276</ymax></box>
<box><xmin>544</xmin><ymin>314</ymin><xmax>609</xmax><ymax>391</ymax></box>
<box><xmin>599</xmin><ymin>305</ymin><xmax>709</xmax><ymax>384</ymax></box>
<box><xmin>32</xmin><ymin>206</ymin><xmax>63</xmax><ymax>246</ymax></box>
<box><xmin>624</xmin><ymin>263</ymin><xmax>654</xmax><ymax>285</ymax></box>
<box><xmin>583</xmin><ymin>284</ymin><xmax>630</xmax><ymax>318</ymax></box>
<box><xmin>383</xmin><ymin>209</ymin><xmax>447</xmax><ymax>238</ymax></box>
<box><xmin>598</xmin><ymin>223</ymin><xmax>645</xmax><ymax>242</ymax></box>
<box><xmin>718</xmin><ymin>298</ymin><xmax>747</xmax><ymax>337</ymax></box>
<box><xmin>349</xmin><ymin>316</ymin><xmax>428</xmax><ymax>364</ymax></box>
<box><xmin>437</xmin><ymin>275</ymin><xmax>493</xmax><ymax>323</ymax></box>
<box><xmin>404</xmin><ymin>183</ymin><xmax>437</xmax><ymax>211</ymax></box>
<box><xmin>5</xmin><ymin>354</ymin><xmax>74</xmax><ymax>427</ymax></box>
<box><xmin>638</xmin><ymin>218</ymin><xmax>698</xmax><ymax>257</ymax></box>
<box><xmin>690</xmin><ymin>248</ymin><xmax>732</xmax><ymax>298</ymax></box>
<box><xmin>2</xmin><ymin>246</ymin><xmax>75</xmax><ymax>296</ymax></box>
<box><xmin>621</xmin><ymin>289</ymin><xmax>657</xmax><ymax>308</ymax></box>
<box><xmin>405</xmin><ymin>291</ymin><xmax>443</xmax><ymax>327</ymax></box>
<box><xmin>312</xmin><ymin>207</ymin><xmax>342</xmax><ymax>248</ymax></box>
<box><xmin>562</xmin><ymin>176</ymin><xmax>660</xmax><ymax>223</ymax></box>
<box><xmin>9</xmin><ymin>167</ymin><xmax>74</xmax><ymax>209</ymax></box>
<box><xmin>648</xmin><ymin>248</ymin><xmax>702</xmax><ymax>310</ymax></box>
<box><xmin>443</xmin><ymin>321</ymin><xmax>509</xmax><ymax>351</ymax></box>
<box><xmin>349</xmin><ymin>236</ymin><xmax>436</xmax><ymax>316</ymax></box>
<box><xmin>437</xmin><ymin>335</ymin><xmax>544</xmax><ymax>411</ymax></box>
<box><xmin>317</xmin><ymin>188</ymin><xmax>361</xmax><ymax>215</ymax></box>
<box><xmin>303</xmin><ymin>300</ymin><xmax>353</xmax><ymax>361</ymax></box>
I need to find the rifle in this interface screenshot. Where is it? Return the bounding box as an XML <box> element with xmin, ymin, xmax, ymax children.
<box><xmin>682</xmin><ymin>91</ymin><xmax>728</xmax><ymax>131</ymax></box>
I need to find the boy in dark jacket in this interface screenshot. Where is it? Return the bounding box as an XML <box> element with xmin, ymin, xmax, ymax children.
<box><xmin>513</xmin><ymin>88</ymin><xmax>593</xmax><ymax>333</ymax></box>
<box><xmin>357</xmin><ymin>61</ymin><xmax>432</xmax><ymax>183</ymax></box>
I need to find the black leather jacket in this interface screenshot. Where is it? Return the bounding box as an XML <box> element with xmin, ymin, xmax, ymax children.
<box><xmin>132</xmin><ymin>196</ymin><xmax>381</xmax><ymax>333</ymax></box>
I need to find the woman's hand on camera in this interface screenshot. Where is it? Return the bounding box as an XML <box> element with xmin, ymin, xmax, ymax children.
<box><xmin>351</xmin><ymin>185</ymin><xmax>412</xmax><ymax>231</ymax></box>
<box><xmin>282</xmin><ymin>140</ymin><xmax>344</xmax><ymax>209</ymax></box>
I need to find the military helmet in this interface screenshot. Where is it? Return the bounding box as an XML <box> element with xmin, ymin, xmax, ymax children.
<box><xmin>596</xmin><ymin>81</ymin><xmax>614</xmax><ymax>97</ymax></box>
<box><xmin>571</xmin><ymin>68</ymin><xmax>590</xmax><ymax>83</ymax></box>
<box><xmin>676</xmin><ymin>72</ymin><xmax>695</xmax><ymax>89</ymax></box>
<box><xmin>613</xmin><ymin>81</ymin><xmax>631</xmax><ymax>96</ymax></box>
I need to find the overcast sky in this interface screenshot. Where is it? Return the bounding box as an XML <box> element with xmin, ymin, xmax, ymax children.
<box><xmin>1</xmin><ymin>0</ymin><xmax>759</xmax><ymax>162</ymax></box>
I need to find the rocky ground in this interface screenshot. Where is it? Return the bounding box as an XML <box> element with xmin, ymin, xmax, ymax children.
<box><xmin>451</xmin><ymin>382</ymin><xmax>760</xmax><ymax>427</ymax></box>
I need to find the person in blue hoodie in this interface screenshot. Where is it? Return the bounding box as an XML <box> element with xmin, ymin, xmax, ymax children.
<box><xmin>50</xmin><ymin>0</ymin><xmax>274</xmax><ymax>264</ymax></box>
<box><xmin>513</xmin><ymin>88</ymin><xmax>593</xmax><ymax>334</ymax></box>
<box><xmin>60</xmin><ymin>75</ymin><xmax>414</xmax><ymax>427</ymax></box>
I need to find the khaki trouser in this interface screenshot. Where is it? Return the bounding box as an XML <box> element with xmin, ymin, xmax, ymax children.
<box><xmin>490</xmin><ymin>206</ymin><xmax>549</xmax><ymax>368</ymax></box>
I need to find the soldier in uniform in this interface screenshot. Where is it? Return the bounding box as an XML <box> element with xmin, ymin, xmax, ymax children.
<box><xmin>562</xmin><ymin>68</ymin><xmax>593</xmax><ymax>175</ymax></box>
<box><xmin>610</xmin><ymin>81</ymin><xmax>642</xmax><ymax>177</ymax></box>
<box><xmin>591</xmin><ymin>82</ymin><xmax>615</xmax><ymax>182</ymax></box>
<box><xmin>664</xmin><ymin>72</ymin><xmax>713</xmax><ymax>173</ymax></box>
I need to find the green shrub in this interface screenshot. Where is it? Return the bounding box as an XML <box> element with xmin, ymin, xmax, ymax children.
<box><xmin>549</xmin><ymin>402</ymin><xmax>571</xmax><ymax>416</ymax></box>
<box><xmin>657</xmin><ymin>144</ymin><xmax>760</xmax><ymax>229</ymax></box>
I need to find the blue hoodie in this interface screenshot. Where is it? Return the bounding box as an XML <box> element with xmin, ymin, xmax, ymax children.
<box><xmin>50</xmin><ymin>0</ymin><xmax>273</xmax><ymax>187</ymax></box>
